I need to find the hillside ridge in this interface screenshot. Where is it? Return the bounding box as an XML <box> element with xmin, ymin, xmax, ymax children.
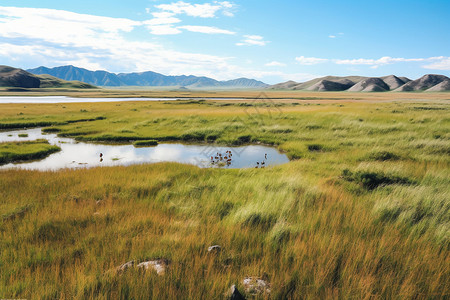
<box><xmin>28</xmin><ymin>65</ymin><xmax>268</xmax><ymax>88</ymax></box>
<box><xmin>270</xmin><ymin>74</ymin><xmax>450</xmax><ymax>92</ymax></box>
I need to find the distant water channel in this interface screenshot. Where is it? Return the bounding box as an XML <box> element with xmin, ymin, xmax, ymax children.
<box><xmin>0</xmin><ymin>128</ymin><xmax>290</xmax><ymax>171</ymax></box>
<box><xmin>0</xmin><ymin>96</ymin><xmax>245</xmax><ymax>104</ymax></box>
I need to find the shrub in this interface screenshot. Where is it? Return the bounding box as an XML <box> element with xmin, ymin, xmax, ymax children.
<box><xmin>34</xmin><ymin>221</ymin><xmax>67</xmax><ymax>242</ymax></box>
<box><xmin>368</xmin><ymin>151</ymin><xmax>400</xmax><ymax>161</ymax></box>
<box><xmin>42</xmin><ymin>127</ymin><xmax>61</xmax><ymax>133</ymax></box>
<box><xmin>242</xmin><ymin>213</ymin><xmax>276</xmax><ymax>230</ymax></box>
<box><xmin>307</xmin><ymin>144</ymin><xmax>324</xmax><ymax>152</ymax></box>
<box><xmin>233</xmin><ymin>135</ymin><xmax>252</xmax><ymax>145</ymax></box>
<box><xmin>342</xmin><ymin>169</ymin><xmax>413</xmax><ymax>190</ymax></box>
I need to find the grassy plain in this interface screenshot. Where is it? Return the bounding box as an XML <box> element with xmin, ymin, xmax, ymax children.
<box><xmin>0</xmin><ymin>91</ymin><xmax>449</xmax><ymax>299</ymax></box>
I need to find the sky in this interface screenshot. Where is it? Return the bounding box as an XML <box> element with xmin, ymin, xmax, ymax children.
<box><xmin>0</xmin><ymin>0</ymin><xmax>449</xmax><ymax>84</ymax></box>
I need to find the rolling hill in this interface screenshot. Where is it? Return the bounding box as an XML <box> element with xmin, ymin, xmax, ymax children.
<box><xmin>28</xmin><ymin>65</ymin><xmax>268</xmax><ymax>88</ymax></box>
<box><xmin>348</xmin><ymin>78</ymin><xmax>390</xmax><ymax>92</ymax></box>
<box><xmin>306</xmin><ymin>79</ymin><xmax>354</xmax><ymax>91</ymax></box>
<box><xmin>0</xmin><ymin>66</ymin><xmax>97</xmax><ymax>89</ymax></box>
<box><xmin>394</xmin><ymin>74</ymin><xmax>450</xmax><ymax>91</ymax></box>
<box><xmin>0</xmin><ymin>66</ymin><xmax>41</xmax><ymax>88</ymax></box>
<box><xmin>270</xmin><ymin>74</ymin><xmax>450</xmax><ymax>92</ymax></box>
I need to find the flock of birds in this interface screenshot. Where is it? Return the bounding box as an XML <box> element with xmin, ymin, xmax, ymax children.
<box><xmin>210</xmin><ymin>151</ymin><xmax>268</xmax><ymax>168</ymax></box>
<box><xmin>100</xmin><ymin>151</ymin><xmax>269</xmax><ymax>168</ymax></box>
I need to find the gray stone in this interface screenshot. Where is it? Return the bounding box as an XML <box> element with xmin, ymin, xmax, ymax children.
<box><xmin>242</xmin><ymin>277</ymin><xmax>271</xmax><ymax>295</ymax></box>
<box><xmin>116</xmin><ymin>260</ymin><xmax>135</xmax><ymax>273</ymax></box>
<box><xmin>208</xmin><ymin>245</ymin><xmax>222</xmax><ymax>253</ymax></box>
<box><xmin>137</xmin><ymin>259</ymin><xmax>169</xmax><ymax>275</ymax></box>
<box><xmin>229</xmin><ymin>284</ymin><xmax>246</xmax><ymax>300</ymax></box>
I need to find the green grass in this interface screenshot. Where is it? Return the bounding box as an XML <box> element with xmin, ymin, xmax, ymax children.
<box><xmin>133</xmin><ymin>140</ymin><xmax>158</xmax><ymax>147</ymax></box>
<box><xmin>0</xmin><ymin>139</ymin><xmax>61</xmax><ymax>165</ymax></box>
<box><xmin>0</xmin><ymin>96</ymin><xmax>448</xmax><ymax>299</ymax></box>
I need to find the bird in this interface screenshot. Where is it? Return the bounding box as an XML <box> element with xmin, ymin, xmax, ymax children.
<box><xmin>100</xmin><ymin>153</ymin><xmax>103</xmax><ymax>158</ymax></box>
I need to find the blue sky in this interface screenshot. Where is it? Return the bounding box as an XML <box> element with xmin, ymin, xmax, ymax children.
<box><xmin>0</xmin><ymin>0</ymin><xmax>449</xmax><ymax>83</ymax></box>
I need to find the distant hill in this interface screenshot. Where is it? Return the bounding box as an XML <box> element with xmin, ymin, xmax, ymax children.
<box><xmin>0</xmin><ymin>65</ymin><xmax>97</xmax><ymax>89</ymax></box>
<box><xmin>28</xmin><ymin>65</ymin><xmax>268</xmax><ymax>88</ymax></box>
<box><xmin>0</xmin><ymin>66</ymin><xmax>41</xmax><ymax>88</ymax></box>
<box><xmin>380</xmin><ymin>75</ymin><xmax>410</xmax><ymax>90</ymax></box>
<box><xmin>306</xmin><ymin>79</ymin><xmax>353</xmax><ymax>91</ymax></box>
<box><xmin>348</xmin><ymin>78</ymin><xmax>390</xmax><ymax>92</ymax></box>
<box><xmin>270</xmin><ymin>80</ymin><xmax>299</xmax><ymax>89</ymax></box>
<box><xmin>270</xmin><ymin>74</ymin><xmax>450</xmax><ymax>92</ymax></box>
<box><xmin>272</xmin><ymin>76</ymin><xmax>367</xmax><ymax>91</ymax></box>
<box><xmin>395</xmin><ymin>74</ymin><xmax>450</xmax><ymax>91</ymax></box>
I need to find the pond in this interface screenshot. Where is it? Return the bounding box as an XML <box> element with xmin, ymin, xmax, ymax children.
<box><xmin>0</xmin><ymin>128</ymin><xmax>290</xmax><ymax>171</ymax></box>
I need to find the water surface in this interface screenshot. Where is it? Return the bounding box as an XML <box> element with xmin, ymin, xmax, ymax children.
<box><xmin>0</xmin><ymin>96</ymin><xmax>244</xmax><ymax>104</ymax></box>
<box><xmin>0</xmin><ymin>128</ymin><xmax>289</xmax><ymax>171</ymax></box>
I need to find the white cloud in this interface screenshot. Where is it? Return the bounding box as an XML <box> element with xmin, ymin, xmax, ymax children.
<box><xmin>236</xmin><ymin>35</ymin><xmax>267</xmax><ymax>46</ymax></box>
<box><xmin>155</xmin><ymin>1</ymin><xmax>235</xmax><ymax>18</ymax></box>
<box><xmin>144</xmin><ymin>15</ymin><xmax>181</xmax><ymax>25</ymax></box>
<box><xmin>0</xmin><ymin>6</ymin><xmax>140</xmax><ymax>47</ymax></box>
<box><xmin>295</xmin><ymin>56</ymin><xmax>329</xmax><ymax>65</ymax></box>
<box><xmin>178</xmin><ymin>25</ymin><xmax>235</xmax><ymax>34</ymax></box>
<box><xmin>334</xmin><ymin>56</ymin><xmax>425</xmax><ymax>65</ymax></box>
<box><xmin>143</xmin><ymin>2</ymin><xmax>236</xmax><ymax>35</ymax></box>
<box><xmin>329</xmin><ymin>33</ymin><xmax>344</xmax><ymax>38</ymax></box>
<box><xmin>294</xmin><ymin>54</ymin><xmax>450</xmax><ymax>70</ymax></box>
<box><xmin>0</xmin><ymin>6</ymin><xmax>236</xmax><ymax>77</ymax></box>
<box><xmin>265</xmin><ymin>61</ymin><xmax>286</xmax><ymax>67</ymax></box>
<box><xmin>422</xmin><ymin>56</ymin><xmax>450</xmax><ymax>70</ymax></box>
<box><xmin>0</xmin><ymin>6</ymin><xmax>289</xmax><ymax>83</ymax></box>
<box><xmin>147</xmin><ymin>25</ymin><xmax>182</xmax><ymax>35</ymax></box>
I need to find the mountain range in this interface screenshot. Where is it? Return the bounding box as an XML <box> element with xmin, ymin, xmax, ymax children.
<box><xmin>3</xmin><ymin>64</ymin><xmax>449</xmax><ymax>92</ymax></box>
<box><xmin>270</xmin><ymin>74</ymin><xmax>450</xmax><ymax>92</ymax></box>
<box><xmin>27</xmin><ymin>65</ymin><xmax>268</xmax><ymax>88</ymax></box>
<box><xmin>0</xmin><ymin>65</ymin><xmax>97</xmax><ymax>89</ymax></box>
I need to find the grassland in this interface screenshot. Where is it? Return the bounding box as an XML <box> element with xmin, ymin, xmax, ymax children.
<box><xmin>0</xmin><ymin>92</ymin><xmax>449</xmax><ymax>299</ymax></box>
<box><xmin>0</xmin><ymin>139</ymin><xmax>61</xmax><ymax>165</ymax></box>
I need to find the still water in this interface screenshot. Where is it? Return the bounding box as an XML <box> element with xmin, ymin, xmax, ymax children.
<box><xmin>0</xmin><ymin>96</ymin><xmax>244</xmax><ymax>104</ymax></box>
<box><xmin>0</xmin><ymin>128</ymin><xmax>290</xmax><ymax>171</ymax></box>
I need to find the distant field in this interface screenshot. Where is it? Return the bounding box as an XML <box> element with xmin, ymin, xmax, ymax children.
<box><xmin>0</xmin><ymin>88</ymin><xmax>449</xmax><ymax>101</ymax></box>
<box><xmin>0</xmin><ymin>93</ymin><xmax>449</xmax><ymax>299</ymax></box>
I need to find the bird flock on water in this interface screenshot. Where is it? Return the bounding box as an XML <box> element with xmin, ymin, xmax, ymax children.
<box><xmin>210</xmin><ymin>151</ymin><xmax>268</xmax><ymax>168</ymax></box>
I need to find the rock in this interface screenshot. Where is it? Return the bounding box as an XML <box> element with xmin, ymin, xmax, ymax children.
<box><xmin>229</xmin><ymin>284</ymin><xmax>246</xmax><ymax>300</ymax></box>
<box><xmin>116</xmin><ymin>260</ymin><xmax>135</xmax><ymax>273</ymax></box>
<box><xmin>242</xmin><ymin>277</ymin><xmax>271</xmax><ymax>295</ymax></box>
<box><xmin>137</xmin><ymin>259</ymin><xmax>169</xmax><ymax>275</ymax></box>
<box><xmin>208</xmin><ymin>245</ymin><xmax>222</xmax><ymax>253</ymax></box>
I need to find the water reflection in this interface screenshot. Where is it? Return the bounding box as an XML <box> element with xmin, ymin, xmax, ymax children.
<box><xmin>0</xmin><ymin>128</ymin><xmax>290</xmax><ymax>171</ymax></box>
<box><xmin>0</xmin><ymin>96</ymin><xmax>245</xmax><ymax>104</ymax></box>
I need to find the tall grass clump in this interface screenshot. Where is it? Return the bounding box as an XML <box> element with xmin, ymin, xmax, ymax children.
<box><xmin>0</xmin><ymin>139</ymin><xmax>61</xmax><ymax>165</ymax></box>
